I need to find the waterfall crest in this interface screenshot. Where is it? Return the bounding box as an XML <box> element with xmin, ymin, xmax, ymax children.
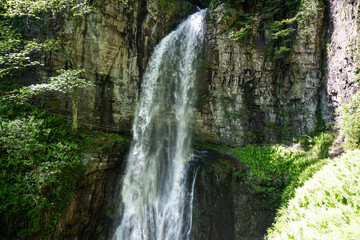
<box><xmin>112</xmin><ymin>9</ymin><xmax>207</xmax><ymax>240</ymax></box>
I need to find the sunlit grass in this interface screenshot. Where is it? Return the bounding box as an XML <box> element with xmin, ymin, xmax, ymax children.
<box><xmin>266</xmin><ymin>150</ymin><xmax>360</xmax><ymax>240</ymax></box>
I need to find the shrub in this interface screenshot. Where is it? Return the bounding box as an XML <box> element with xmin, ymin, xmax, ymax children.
<box><xmin>0</xmin><ymin>100</ymin><xmax>86</xmax><ymax>239</ymax></box>
<box><xmin>338</xmin><ymin>91</ymin><xmax>360</xmax><ymax>148</ymax></box>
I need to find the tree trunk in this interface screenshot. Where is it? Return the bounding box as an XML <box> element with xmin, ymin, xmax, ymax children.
<box><xmin>72</xmin><ymin>86</ymin><xmax>78</xmax><ymax>131</ymax></box>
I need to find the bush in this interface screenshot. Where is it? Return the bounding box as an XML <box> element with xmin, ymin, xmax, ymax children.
<box><xmin>338</xmin><ymin>91</ymin><xmax>360</xmax><ymax>148</ymax></box>
<box><xmin>0</xmin><ymin>100</ymin><xmax>86</xmax><ymax>239</ymax></box>
<box><xmin>230</xmin><ymin>132</ymin><xmax>333</xmax><ymax>200</ymax></box>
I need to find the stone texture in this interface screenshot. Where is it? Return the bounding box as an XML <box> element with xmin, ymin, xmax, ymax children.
<box><xmin>46</xmin><ymin>0</ymin><xmax>195</xmax><ymax>134</ymax></box>
<box><xmin>190</xmin><ymin>148</ymin><xmax>278</xmax><ymax>240</ymax></box>
<box><xmin>49</xmin><ymin>140</ymin><xmax>129</xmax><ymax>240</ymax></box>
<box><xmin>41</xmin><ymin>0</ymin><xmax>360</xmax><ymax>147</ymax></box>
<box><xmin>327</xmin><ymin>0</ymin><xmax>360</xmax><ymax>108</ymax></box>
<box><xmin>193</xmin><ymin>1</ymin><xmax>328</xmax><ymax>146</ymax></box>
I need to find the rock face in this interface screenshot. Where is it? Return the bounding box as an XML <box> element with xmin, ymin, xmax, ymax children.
<box><xmin>44</xmin><ymin>0</ymin><xmax>359</xmax><ymax>146</ymax></box>
<box><xmin>47</xmin><ymin>0</ymin><xmax>195</xmax><ymax>133</ymax></box>
<box><xmin>52</xmin><ymin>145</ymin><xmax>278</xmax><ymax>240</ymax></box>
<box><xmin>48</xmin><ymin>1</ymin><xmax>360</xmax><ymax>238</ymax></box>
<box><xmin>327</xmin><ymin>0</ymin><xmax>359</xmax><ymax>108</ymax></box>
<box><xmin>193</xmin><ymin>1</ymin><xmax>329</xmax><ymax>146</ymax></box>
<box><xmin>190</xmin><ymin>149</ymin><xmax>278</xmax><ymax>240</ymax></box>
<box><xmin>50</xmin><ymin>140</ymin><xmax>128</xmax><ymax>240</ymax></box>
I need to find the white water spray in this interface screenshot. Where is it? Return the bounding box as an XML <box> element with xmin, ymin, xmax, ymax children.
<box><xmin>112</xmin><ymin>9</ymin><xmax>206</xmax><ymax>240</ymax></box>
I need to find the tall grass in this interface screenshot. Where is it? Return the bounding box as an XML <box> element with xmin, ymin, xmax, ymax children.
<box><xmin>266</xmin><ymin>150</ymin><xmax>360</xmax><ymax>239</ymax></box>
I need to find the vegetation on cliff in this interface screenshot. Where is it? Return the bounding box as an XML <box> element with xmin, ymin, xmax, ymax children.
<box><xmin>0</xmin><ymin>82</ymin><xmax>87</xmax><ymax>239</ymax></box>
<box><xmin>1</xmin><ymin>0</ymin><xmax>359</xmax><ymax>239</ymax></box>
<box><xmin>0</xmin><ymin>81</ymin><xmax>129</xmax><ymax>239</ymax></box>
<box><xmin>197</xmin><ymin>130</ymin><xmax>334</xmax><ymax>204</ymax></box>
<box><xmin>338</xmin><ymin>90</ymin><xmax>360</xmax><ymax>149</ymax></box>
<box><xmin>265</xmin><ymin>89</ymin><xmax>360</xmax><ymax>240</ymax></box>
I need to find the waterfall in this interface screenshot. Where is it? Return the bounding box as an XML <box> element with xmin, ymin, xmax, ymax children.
<box><xmin>112</xmin><ymin>9</ymin><xmax>206</xmax><ymax>240</ymax></box>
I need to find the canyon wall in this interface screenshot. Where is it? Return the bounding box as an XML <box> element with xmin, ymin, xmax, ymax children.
<box><xmin>45</xmin><ymin>0</ymin><xmax>359</xmax><ymax>146</ymax></box>
<box><xmin>194</xmin><ymin>1</ymin><xmax>328</xmax><ymax>146</ymax></box>
<box><xmin>49</xmin><ymin>1</ymin><xmax>360</xmax><ymax>239</ymax></box>
<box><xmin>327</xmin><ymin>0</ymin><xmax>359</xmax><ymax>109</ymax></box>
<box><xmin>46</xmin><ymin>0</ymin><xmax>195</xmax><ymax>133</ymax></box>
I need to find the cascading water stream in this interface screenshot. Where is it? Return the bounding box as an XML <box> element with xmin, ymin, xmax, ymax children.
<box><xmin>112</xmin><ymin>9</ymin><xmax>206</xmax><ymax>240</ymax></box>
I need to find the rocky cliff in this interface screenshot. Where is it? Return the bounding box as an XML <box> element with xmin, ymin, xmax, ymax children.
<box><xmin>47</xmin><ymin>0</ymin><xmax>195</xmax><ymax>133</ymax></box>
<box><xmin>194</xmin><ymin>0</ymin><xmax>329</xmax><ymax>146</ymax></box>
<box><xmin>44</xmin><ymin>0</ymin><xmax>359</xmax><ymax>147</ymax></box>
<box><xmin>327</xmin><ymin>0</ymin><xmax>359</xmax><ymax>109</ymax></box>
<box><xmin>49</xmin><ymin>136</ymin><xmax>129</xmax><ymax>240</ymax></box>
<box><xmin>190</xmin><ymin>149</ymin><xmax>278</xmax><ymax>240</ymax></box>
<box><xmin>46</xmin><ymin>1</ymin><xmax>360</xmax><ymax>239</ymax></box>
<box><xmin>51</xmin><ymin>143</ymin><xmax>279</xmax><ymax>240</ymax></box>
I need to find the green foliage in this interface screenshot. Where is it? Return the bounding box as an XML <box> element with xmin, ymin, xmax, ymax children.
<box><xmin>266</xmin><ymin>150</ymin><xmax>360</xmax><ymax>240</ymax></box>
<box><xmin>338</xmin><ymin>91</ymin><xmax>360</xmax><ymax>148</ymax></box>
<box><xmin>7</xmin><ymin>69</ymin><xmax>94</xmax><ymax>102</ymax></box>
<box><xmin>229</xmin><ymin>10</ymin><xmax>252</xmax><ymax>41</ymax></box>
<box><xmin>0</xmin><ymin>80</ymin><xmax>22</xmax><ymax>92</ymax></box>
<box><xmin>211</xmin><ymin>0</ymin><xmax>301</xmax><ymax>60</ymax></box>
<box><xmin>117</xmin><ymin>0</ymin><xmax>133</xmax><ymax>11</ymax></box>
<box><xmin>0</xmin><ymin>0</ymin><xmax>92</xmax><ymax>78</ymax></box>
<box><xmin>234</xmin><ymin>132</ymin><xmax>332</xmax><ymax>184</ymax></box>
<box><xmin>200</xmin><ymin>131</ymin><xmax>334</xmax><ymax>204</ymax></box>
<box><xmin>209</xmin><ymin>0</ymin><xmax>221</xmax><ymax>9</ymax></box>
<box><xmin>232</xmin><ymin>145</ymin><xmax>302</xmax><ymax>183</ymax></box>
<box><xmin>4</xmin><ymin>0</ymin><xmax>92</xmax><ymax>18</ymax></box>
<box><xmin>0</xmin><ymin>19</ymin><xmax>60</xmax><ymax>77</ymax></box>
<box><xmin>0</xmin><ymin>20</ymin><xmax>38</xmax><ymax>77</ymax></box>
<box><xmin>270</xmin><ymin>17</ymin><xmax>297</xmax><ymax>40</ymax></box>
<box><xmin>159</xmin><ymin>0</ymin><xmax>177</xmax><ymax>14</ymax></box>
<box><xmin>0</xmin><ymin>99</ymin><xmax>87</xmax><ymax>239</ymax></box>
<box><xmin>280</xmin><ymin>132</ymin><xmax>334</xmax><ymax>204</ymax></box>
<box><xmin>262</xmin><ymin>0</ymin><xmax>300</xmax><ymax>19</ymax></box>
<box><xmin>158</xmin><ymin>0</ymin><xmax>193</xmax><ymax>18</ymax></box>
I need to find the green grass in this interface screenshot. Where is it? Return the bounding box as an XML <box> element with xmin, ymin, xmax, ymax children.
<box><xmin>196</xmin><ymin>131</ymin><xmax>334</xmax><ymax>204</ymax></box>
<box><xmin>266</xmin><ymin>150</ymin><xmax>360</xmax><ymax>240</ymax></box>
<box><xmin>234</xmin><ymin>132</ymin><xmax>333</xmax><ymax>203</ymax></box>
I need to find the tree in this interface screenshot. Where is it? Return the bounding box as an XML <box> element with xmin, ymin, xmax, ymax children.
<box><xmin>1</xmin><ymin>0</ymin><xmax>93</xmax><ymax>131</ymax></box>
<box><xmin>9</xmin><ymin>69</ymin><xmax>94</xmax><ymax>131</ymax></box>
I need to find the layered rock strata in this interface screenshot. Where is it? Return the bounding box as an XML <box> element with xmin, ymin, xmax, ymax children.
<box><xmin>193</xmin><ymin>1</ymin><xmax>329</xmax><ymax>146</ymax></box>
<box><xmin>47</xmin><ymin>0</ymin><xmax>195</xmax><ymax>134</ymax></box>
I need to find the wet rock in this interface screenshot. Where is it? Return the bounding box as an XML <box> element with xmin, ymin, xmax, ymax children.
<box><xmin>190</xmin><ymin>149</ymin><xmax>278</xmax><ymax>240</ymax></box>
<box><xmin>50</xmin><ymin>140</ymin><xmax>128</xmax><ymax>240</ymax></box>
<box><xmin>46</xmin><ymin>0</ymin><xmax>196</xmax><ymax>134</ymax></box>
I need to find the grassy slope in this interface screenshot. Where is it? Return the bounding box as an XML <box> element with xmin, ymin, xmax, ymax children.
<box><xmin>266</xmin><ymin>88</ymin><xmax>360</xmax><ymax>239</ymax></box>
<box><xmin>199</xmin><ymin>131</ymin><xmax>360</xmax><ymax>240</ymax></box>
<box><xmin>266</xmin><ymin>150</ymin><xmax>360</xmax><ymax>240</ymax></box>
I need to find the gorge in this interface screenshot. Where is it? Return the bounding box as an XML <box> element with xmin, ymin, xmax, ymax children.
<box><xmin>1</xmin><ymin>0</ymin><xmax>360</xmax><ymax>239</ymax></box>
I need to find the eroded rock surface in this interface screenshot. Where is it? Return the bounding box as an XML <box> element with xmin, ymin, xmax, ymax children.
<box><xmin>190</xmin><ymin>149</ymin><xmax>278</xmax><ymax>240</ymax></box>
<box><xmin>327</xmin><ymin>0</ymin><xmax>359</xmax><ymax>108</ymax></box>
<box><xmin>193</xmin><ymin>2</ymin><xmax>328</xmax><ymax>146</ymax></box>
<box><xmin>50</xmin><ymin>140</ymin><xmax>128</xmax><ymax>240</ymax></box>
<box><xmin>47</xmin><ymin>0</ymin><xmax>195</xmax><ymax>134</ymax></box>
<box><xmin>43</xmin><ymin>0</ymin><xmax>360</xmax><ymax>146</ymax></box>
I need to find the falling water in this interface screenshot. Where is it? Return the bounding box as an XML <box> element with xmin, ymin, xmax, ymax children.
<box><xmin>112</xmin><ymin>9</ymin><xmax>206</xmax><ymax>240</ymax></box>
